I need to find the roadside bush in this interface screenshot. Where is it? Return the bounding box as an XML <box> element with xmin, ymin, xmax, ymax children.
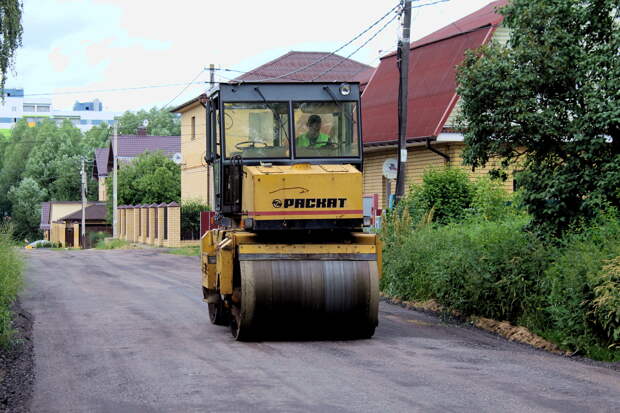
<box><xmin>34</xmin><ymin>240</ymin><xmax>53</xmax><ymax>248</ymax></box>
<box><xmin>95</xmin><ymin>239</ymin><xmax>130</xmax><ymax>249</ymax></box>
<box><xmin>382</xmin><ymin>215</ymin><xmax>549</xmax><ymax>323</ymax></box>
<box><xmin>181</xmin><ymin>199</ymin><xmax>210</xmax><ymax>241</ymax></box>
<box><xmin>543</xmin><ymin>215</ymin><xmax>620</xmax><ymax>357</ymax></box>
<box><xmin>88</xmin><ymin>231</ymin><xmax>108</xmax><ymax>248</ymax></box>
<box><xmin>0</xmin><ymin>224</ymin><xmax>24</xmax><ymax>347</ymax></box>
<box><xmin>593</xmin><ymin>257</ymin><xmax>620</xmax><ymax>347</ymax></box>
<box><xmin>403</xmin><ymin>168</ymin><xmax>473</xmax><ymax>224</ymax></box>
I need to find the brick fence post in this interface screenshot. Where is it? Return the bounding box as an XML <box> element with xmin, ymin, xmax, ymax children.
<box><xmin>167</xmin><ymin>202</ymin><xmax>180</xmax><ymax>248</ymax></box>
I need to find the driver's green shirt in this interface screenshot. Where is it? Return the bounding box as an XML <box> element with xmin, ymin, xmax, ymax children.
<box><xmin>297</xmin><ymin>132</ymin><xmax>330</xmax><ymax>148</ymax></box>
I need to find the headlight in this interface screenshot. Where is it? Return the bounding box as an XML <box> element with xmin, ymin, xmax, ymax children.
<box><xmin>339</xmin><ymin>84</ymin><xmax>351</xmax><ymax>96</ymax></box>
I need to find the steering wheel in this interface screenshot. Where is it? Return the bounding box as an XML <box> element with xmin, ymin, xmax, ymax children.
<box><xmin>235</xmin><ymin>140</ymin><xmax>268</xmax><ymax>150</ymax></box>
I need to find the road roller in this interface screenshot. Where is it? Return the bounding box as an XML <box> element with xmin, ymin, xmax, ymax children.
<box><xmin>200</xmin><ymin>82</ymin><xmax>381</xmax><ymax>340</ymax></box>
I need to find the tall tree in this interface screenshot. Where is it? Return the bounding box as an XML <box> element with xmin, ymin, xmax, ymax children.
<box><xmin>24</xmin><ymin>120</ymin><xmax>85</xmax><ymax>201</ymax></box>
<box><xmin>0</xmin><ymin>1</ymin><xmax>23</xmax><ymax>96</ymax></box>
<box><xmin>7</xmin><ymin>177</ymin><xmax>46</xmax><ymax>241</ymax></box>
<box><xmin>457</xmin><ymin>0</ymin><xmax>620</xmax><ymax>234</ymax></box>
<box><xmin>0</xmin><ymin>120</ymin><xmax>37</xmax><ymax>216</ymax></box>
<box><xmin>108</xmin><ymin>151</ymin><xmax>180</xmax><ymax>206</ymax></box>
<box><xmin>117</xmin><ymin>107</ymin><xmax>180</xmax><ymax>136</ymax></box>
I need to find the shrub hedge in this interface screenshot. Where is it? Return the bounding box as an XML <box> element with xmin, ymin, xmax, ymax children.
<box><xmin>382</xmin><ymin>168</ymin><xmax>620</xmax><ymax>361</ymax></box>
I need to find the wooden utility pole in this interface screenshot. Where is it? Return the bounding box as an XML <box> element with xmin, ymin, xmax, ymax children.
<box><xmin>395</xmin><ymin>0</ymin><xmax>411</xmax><ymax>205</ymax></box>
<box><xmin>81</xmin><ymin>157</ymin><xmax>86</xmax><ymax>247</ymax></box>
<box><xmin>112</xmin><ymin>122</ymin><xmax>118</xmax><ymax>238</ymax></box>
<box><xmin>209</xmin><ymin>64</ymin><xmax>215</xmax><ymax>88</ymax></box>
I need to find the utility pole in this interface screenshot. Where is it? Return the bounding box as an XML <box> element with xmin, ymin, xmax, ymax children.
<box><xmin>81</xmin><ymin>157</ymin><xmax>86</xmax><ymax>247</ymax></box>
<box><xmin>113</xmin><ymin>122</ymin><xmax>118</xmax><ymax>238</ymax></box>
<box><xmin>395</xmin><ymin>0</ymin><xmax>412</xmax><ymax>205</ymax></box>
<box><xmin>209</xmin><ymin>64</ymin><xmax>215</xmax><ymax>89</ymax></box>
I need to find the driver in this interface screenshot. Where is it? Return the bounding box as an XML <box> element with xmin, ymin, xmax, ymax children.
<box><xmin>297</xmin><ymin>115</ymin><xmax>330</xmax><ymax>148</ymax></box>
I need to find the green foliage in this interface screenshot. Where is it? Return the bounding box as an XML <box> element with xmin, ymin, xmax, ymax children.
<box><xmin>0</xmin><ymin>1</ymin><xmax>23</xmax><ymax>96</ymax></box>
<box><xmin>0</xmin><ymin>120</ymin><xmax>37</xmax><ymax>215</ymax></box>
<box><xmin>393</xmin><ymin>168</ymin><xmax>517</xmax><ymax>226</ymax></box>
<box><xmin>382</xmin><ymin>187</ymin><xmax>620</xmax><ymax>360</ymax></box>
<box><xmin>95</xmin><ymin>238</ymin><xmax>130</xmax><ymax>249</ymax></box>
<box><xmin>0</xmin><ymin>119</ymin><xmax>100</xmax><ymax>225</ymax></box>
<box><xmin>7</xmin><ymin>177</ymin><xmax>46</xmax><ymax>241</ymax></box>
<box><xmin>117</xmin><ymin>107</ymin><xmax>180</xmax><ymax>136</ymax></box>
<box><xmin>181</xmin><ymin>199</ymin><xmax>209</xmax><ymax>240</ymax></box>
<box><xmin>382</xmin><ymin>214</ymin><xmax>548</xmax><ymax>323</ymax></box>
<box><xmin>456</xmin><ymin>0</ymin><xmax>620</xmax><ymax>235</ymax></box>
<box><xmin>109</xmin><ymin>150</ymin><xmax>180</xmax><ymax>207</ymax></box>
<box><xmin>593</xmin><ymin>257</ymin><xmax>620</xmax><ymax>347</ymax></box>
<box><xmin>165</xmin><ymin>246</ymin><xmax>200</xmax><ymax>257</ymax></box>
<box><xmin>0</xmin><ymin>224</ymin><xmax>24</xmax><ymax>348</ymax></box>
<box><xmin>23</xmin><ymin>119</ymin><xmax>87</xmax><ymax>201</ymax></box>
<box><xmin>544</xmin><ymin>215</ymin><xmax>620</xmax><ymax>354</ymax></box>
<box><xmin>403</xmin><ymin>168</ymin><xmax>473</xmax><ymax>224</ymax></box>
<box><xmin>88</xmin><ymin>231</ymin><xmax>109</xmax><ymax>247</ymax></box>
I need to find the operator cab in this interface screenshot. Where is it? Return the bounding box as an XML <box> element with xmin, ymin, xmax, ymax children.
<box><xmin>204</xmin><ymin>82</ymin><xmax>363</xmax><ymax>217</ymax></box>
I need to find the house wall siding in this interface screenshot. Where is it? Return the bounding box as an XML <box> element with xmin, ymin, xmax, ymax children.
<box><xmin>363</xmin><ymin>142</ymin><xmax>514</xmax><ymax>209</ymax></box>
<box><xmin>180</xmin><ymin>104</ymin><xmax>210</xmax><ymax>204</ymax></box>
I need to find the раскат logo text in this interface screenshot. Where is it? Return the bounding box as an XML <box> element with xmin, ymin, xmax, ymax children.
<box><xmin>272</xmin><ymin>198</ymin><xmax>346</xmax><ymax>209</ymax></box>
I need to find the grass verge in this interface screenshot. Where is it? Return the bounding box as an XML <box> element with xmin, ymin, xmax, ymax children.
<box><xmin>95</xmin><ymin>239</ymin><xmax>132</xmax><ymax>249</ymax></box>
<box><xmin>164</xmin><ymin>246</ymin><xmax>200</xmax><ymax>257</ymax></box>
<box><xmin>0</xmin><ymin>225</ymin><xmax>24</xmax><ymax>348</ymax></box>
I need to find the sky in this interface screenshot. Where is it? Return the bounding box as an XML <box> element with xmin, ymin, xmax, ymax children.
<box><xmin>7</xmin><ymin>0</ymin><xmax>496</xmax><ymax>112</ymax></box>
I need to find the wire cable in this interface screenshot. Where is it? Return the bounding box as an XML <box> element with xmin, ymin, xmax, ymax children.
<box><xmin>240</xmin><ymin>2</ymin><xmax>402</xmax><ymax>82</ymax></box>
<box><xmin>162</xmin><ymin>68</ymin><xmax>207</xmax><ymax>108</ymax></box>
<box><xmin>309</xmin><ymin>11</ymin><xmax>401</xmax><ymax>81</ymax></box>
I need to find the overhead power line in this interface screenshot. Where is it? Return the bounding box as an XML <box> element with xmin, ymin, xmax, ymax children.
<box><xmin>162</xmin><ymin>68</ymin><xmax>207</xmax><ymax>108</ymax></box>
<box><xmin>241</xmin><ymin>2</ymin><xmax>402</xmax><ymax>82</ymax></box>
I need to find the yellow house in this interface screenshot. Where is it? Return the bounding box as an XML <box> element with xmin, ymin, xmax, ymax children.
<box><xmin>361</xmin><ymin>0</ymin><xmax>513</xmax><ymax>208</ymax></box>
<box><xmin>170</xmin><ymin>95</ymin><xmax>211</xmax><ymax>205</ymax></box>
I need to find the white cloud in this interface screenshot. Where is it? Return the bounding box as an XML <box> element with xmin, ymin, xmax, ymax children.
<box><xmin>8</xmin><ymin>0</ymin><xmax>497</xmax><ymax>111</ymax></box>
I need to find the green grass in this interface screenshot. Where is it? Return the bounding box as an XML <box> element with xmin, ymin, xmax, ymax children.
<box><xmin>0</xmin><ymin>225</ymin><xmax>24</xmax><ymax>348</ymax></box>
<box><xmin>95</xmin><ymin>239</ymin><xmax>131</xmax><ymax>249</ymax></box>
<box><xmin>164</xmin><ymin>246</ymin><xmax>200</xmax><ymax>257</ymax></box>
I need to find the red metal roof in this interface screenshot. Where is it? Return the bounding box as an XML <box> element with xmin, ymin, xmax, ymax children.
<box><xmin>362</xmin><ymin>0</ymin><xmax>507</xmax><ymax>144</ymax></box>
<box><xmin>235</xmin><ymin>51</ymin><xmax>374</xmax><ymax>84</ymax></box>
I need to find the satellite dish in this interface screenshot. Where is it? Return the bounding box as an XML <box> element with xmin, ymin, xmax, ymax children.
<box><xmin>382</xmin><ymin>158</ymin><xmax>398</xmax><ymax>180</ymax></box>
<box><xmin>172</xmin><ymin>152</ymin><xmax>183</xmax><ymax>164</ymax></box>
<box><xmin>142</xmin><ymin>119</ymin><xmax>149</xmax><ymax>127</ymax></box>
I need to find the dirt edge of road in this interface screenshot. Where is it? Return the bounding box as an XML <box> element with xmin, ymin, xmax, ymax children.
<box><xmin>381</xmin><ymin>294</ymin><xmax>620</xmax><ymax>371</ymax></box>
<box><xmin>0</xmin><ymin>299</ymin><xmax>34</xmax><ymax>413</ymax></box>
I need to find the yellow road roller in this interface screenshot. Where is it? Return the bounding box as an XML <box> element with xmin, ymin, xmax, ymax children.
<box><xmin>200</xmin><ymin>82</ymin><xmax>381</xmax><ymax>340</ymax></box>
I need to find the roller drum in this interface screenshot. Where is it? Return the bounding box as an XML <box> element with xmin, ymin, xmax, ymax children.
<box><xmin>232</xmin><ymin>259</ymin><xmax>379</xmax><ymax>340</ymax></box>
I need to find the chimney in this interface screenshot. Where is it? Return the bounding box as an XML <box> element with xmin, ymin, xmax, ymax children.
<box><xmin>137</xmin><ymin>126</ymin><xmax>147</xmax><ymax>136</ymax></box>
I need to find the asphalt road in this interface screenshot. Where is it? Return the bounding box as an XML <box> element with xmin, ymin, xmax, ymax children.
<box><xmin>21</xmin><ymin>249</ymin><xmax>620</xmax><ymax>413</ymax></box>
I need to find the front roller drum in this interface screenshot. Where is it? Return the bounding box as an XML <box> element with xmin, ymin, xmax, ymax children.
<box><xmin>230</xmin><ymin>260</ymin><xmax>379</xmax><ymax>340</ymax></box>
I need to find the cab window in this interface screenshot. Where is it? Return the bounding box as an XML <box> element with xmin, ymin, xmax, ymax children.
<box><xmin>223</xmin><ymin>102</ymin><xmax>290</xmax><ymax>159</ymax></box>
<box><xmin>293</xmin><ymin>101</ymin><xmax>360</xmax><ymax>158</ymax></box>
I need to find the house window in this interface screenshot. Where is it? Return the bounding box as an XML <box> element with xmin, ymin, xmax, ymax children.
<box><xmin>36</xmin><ymin>105</ymin><xmax>50</xmax><ymax>112</ymax></box>
<box><xmin>23</xmin><ymin>105</ymin><xmax>35</xmax><ymax>112</ymax></box>
<box><xmin>191</xmin><ymin>116</ymin><xmax>196</xmax><ymax>140</ymax></box>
